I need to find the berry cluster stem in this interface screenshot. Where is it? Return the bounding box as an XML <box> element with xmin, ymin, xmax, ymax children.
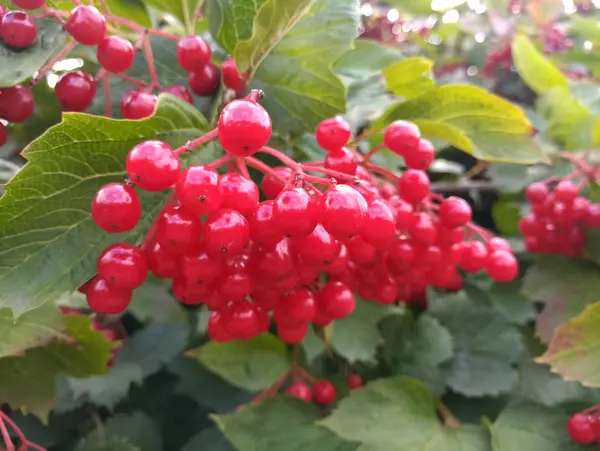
<box><xmin>174</xmin><ymin>129</ymin><xmax>219</xmax><ymax>155</ymax></box>
<box><xmin>0</xmin><ymin>411</ymin><xmax>46</xmax><ymax>451</ymax></box>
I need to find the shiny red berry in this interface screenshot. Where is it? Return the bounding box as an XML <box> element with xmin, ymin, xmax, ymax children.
<box><xmin>97</xmin><ymin>243</ymin><xmax>148</xmax><ymax>290</ymax></box>
<box><xmin>313</xmin><ymin>380</ymin><xmax>336</xmax><ymax>404</ymax></box>
<box><xmin>261</xmin><ymin>166</ymin><xmax>292</xmax><ymax>199</ymax></box>
<box><xmin>319</xmin><ymin>281</ymin><xmax>355</xmax><ymax>319</ymax></box>
<box><xmin>438</xmin><ymin>196</ymin><xmax>472</xmax><ymax>228</ymax></box>
<box><xmin>120</xmin><ymin>89</ymin><xmax>157</xmax><ymax>119</ymax></box>
<box><xmin>204</xmin><ymin>209</ymin><xmax>250</xmax><ymax>257</ymax></box>
<box><xmin>567</xmin><ymin>414</ymin><xmax>595</xmax><ymax>444</ymax></box>
<box><xmin>276</xmin><ymin>288</ymin><xmax>316</xmax><ymax>325</ymax></box>
<box><xmin>176</xmin><ymin>164</ymin><xmax>222</xmax><ymax>215</ymax></box>
<box><xmin>177</xmin><ymin>36</ymin><xmax>212</xmax><ymax>72</ymax></box>
<box><xmin>324</xmin><ymin>147</ymin><xmax>358</xmax><ymax>175</ymax></box>
<box><xmin>525</xmin><ymin>182</ymin><xmax>548</xmax><ymax>203</ymax></box>
<box><xmin>172</xmin><ymin>276</ymin><xmax>212</xmax><ymax>305</ymax></box>
<box><xmin>220</xmin><ymin>173</ymin><xmax>259</xmax><ymax>216</ymax></box>
<box><xmin>145</xmin><ymin>241</ymin><xmax>179</xmax><ymax>278</ymax></box>
<box><xmin>188</xmin><ymin>65</ymin><xmax>220</xmax><ymax>96</ymax></box>
<box><xmin>11</xmin><ymin>0</ymin><xmax>46</xmax><ymax>10</ymax></box>
<box><xmin>320</xmin><ymin>184</ymin><xmax>368</xmax><ymax>239</ymax></box>
<box><xmin>126</xmin><ymin>140</ymin><xmax>180</xmax><ymax>192</ymax></box>
<box><xmin>287</xmin><ymin>381</ymin><xmax>312</xmax><ymax>401</ymax></box>
<box><xmin>1</xmin><ymin>11</ymin><xmax>37</xmax><ymax>48</ymax></box>
<box><xmin>86</xmin><ymin>277</ymin><xmax>132</xmax><ymax>314</ymax></box>
<box><xmin>65</xmin><ymin>5</ymin><xmax>106</xmax><ymax>45</ymax></box>
<box><xmin>97</xmin><ymin>36</ymin><xmax>135</xmax><ymax>73</ymax></box>
<box><xmin>486</xmin><ymin>250</ymin><xmax>518</xmax><ymax>282</ymax></box>
<box><xmin>207</xmin><ymin>311</ymin><xmax>232</xmax><ymax>343</ymax></box>
<box><xmin>274</xmin><ymin>187</ymin><xmax>319</xmax><ymax>238</ymax></box>
<box><xmin>156</xmin><ymin>205</ymin><xmax>203</xmax><ymax>254</ymax></box>
<box><xmin>55</xmin><ymin>71</ymin><xmax>96</xmax><ymax>112</ymax></box>
<box><xmin>404</xmin><ymin>138</ymin><xmax>434</xmax><ymax>170</ymax></box>
<box><xmin>218</xmin><ymin>100</ymin><xmax>272</xmax><ymax>157</ymax></box>
<box><xmin>92</xmin><ymin>183</ymin><xmax>141</xmax><ymax>233</ymax></box>
<box><xmin>164</xmin><ymin>84</ymin><xmax>194</xmax><ymax>104</ymax></box>
<box><xmin>180</xmin><ymin>248</ymin><xmax>223</xmax><ymax>283</ymax></box>
<box><xmin>347</xmin><ymin>374</ymin><xmax>363</xmax><ymax>389</ymax></box>
<box><xmin>222</xmin><ymin>58</ymin><xmax>246</xmax><ymax>92</ymax></box>
<box><xmin>383</xmin><ymin>120</ymin><xmax>421</xmax><ymax>155</ymax></box>
<box><xmin>316</xmin><ymin>116</ymin><xmax>351</xmax><ymax>152</ymax></box>
<box><xmin>296</xmin><ymin>223</ymin><xmax>338</xmax><ymax>265</ymax></box>
<box><xmin>361</xmin><ymin>199</ymin><xmax>396</xmax><ymax>247</ymax></box>
<box><xmin>277</xmin><ymin>322</ymin><xmax>308</xmax><ymax>344</ymax></box>
<box><xmin>398</xmin><ymin>169</ymin><xmax>430</xmax><ymax>204</ymax></box>
<box><xmin>0</xmin><ymin>85</ymin><xmax>34</xmax><ymax>123</ymax></box>
<box><xmin>554</xmin><ymin>180</ymin><xmax>579</xmax><ymax>203</ymax></box>
<box><xmin>249</xmin><ymin>200</ymin><xmax>284</xmax><ymax>245</ymax></box>
<box><xmin>222</xmin><ymin>300</ymin><xmax>260</xmax><ymax>340</ymax></box>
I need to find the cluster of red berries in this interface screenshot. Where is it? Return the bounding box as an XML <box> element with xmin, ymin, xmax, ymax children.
<box><xmin>519</xmin><ymin>180</ymin><xmax>600</xmax><ymax>258</ymax></box>
<box><xmin>482</xmin><ymin>44</ymin><xmax>512</xmax><ymax>78</ymax></box>
<box><xmin>568</xmin><ymin>411</ymin><xmax>600</xmax><ymax>444</ymax></box>
<box><xmin>287</xmin><ymin>375</ymin><xmax>362</xmax><ymax>405</ymax></box>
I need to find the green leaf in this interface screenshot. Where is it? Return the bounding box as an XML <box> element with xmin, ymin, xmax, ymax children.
<box><xmin>382</xmin><ymin>57</ymin><xmax>434</xmax><ymax>98</ymax></box>
<box><xmin>492</xmin><ymin>196</ymin><xmax>523</xmax><ymax>236</ymax></box>
<box><xmin>0</xmin><ymin>19</ymin><xmax>68</xmax><ymax>87</ymax></box>
<box><xmin>490</xmin><ymin>401</ymin><xmax>587</xmax><ymax>451</ymax></box>
<box><xmin>105</xmin><ymin>412</ymin><xmax>163</xmax><ymax>451</ymax></box>
<box><xmin>189</xmin><ymin>333</ymin><xmax>290</xmax><ymax>391</ymax></box>
<box><xmin>333</xmin><ymin>40</ymin><xmax>401</xmax><ymax>86</ymax></box>
<box><xmin>127</xmin><ymin>36</ymin><xmax>189</xmax><ymax>87</ymax></box>
<box><xmin>0</xmin><ymin>315</ymin><xmax>115</xmax><ymax>419</ymax></box>
<box><xmin>321</xmin><ymin>376</ymin><xmax>492</xmax><ymax>450</ymax></box>
<box><xmin>0</xmin><ymin>95</ymin><xmax>210</xmax><ymax>316</ymax></box>
<box><xmin>570</xmin><ymin>15</ymin><xmax>600</xmax><ymax>44</ymax></box>
<box><xmin>330</xmin><ymin>299</ymin><xmax>389</xmax><ymax>363</ymax></box>
<box><xmin>0</xmin><ymin>304</ymin><xmax>67</xmax><ymax>359</ymax></box>
<box><xmin>380</xmin><ymin>311</ymin><xmax>453</xmax><ymax>395</ymax></box>
<box><xmin>128</xmin><ymin>277</ymin><xmax>188</xmax><ymax>323</ymax></box>
<box><xmin>214</xmin><ymin>396</ymin><xmax>360</xmax><ymax>451</ymax></box>
<box><xmin>537</xmin><ymin>301</ymin><xmax>600</xmax><ymax>387</ymax></box>
<box><xmin>429</xmin><ymin>291</ymin><xmax>523</xmax><ymax>397</ymax></box>
<box><xmin>76</xmin><ymin>431</ymin><xmax>140</xmax><ymax>451</ymax></box>
<box><xmin>105</xmin><ymin>0</ymin><xmax>151</xmax><ymax>27</ymax></box>
<box><xmin>487</xmin><ymin>281</ymin><xmax>536</xmax><ymax>326</ymax></box>
<box><xmin>522</xmin><ymin>256</ymin><xmax>600</xmax><ymax>342</ymax></box>
<box><xmin>300</xmin><ymin>325</ymin><xmax>326</xmax><ymax>362</ymax></box>
<box><xmin>141</xmin><ymin>0</ymin><xmax>189</xmax><ymax>24</ymax></box>
<box><xmin>181</xmin><ymin>427</ymin><xmax>235</xmax><ymax>451</ymax></box>
<box><xmin>511</xmin><ymin>34</ymin><xmax>568</xmax><ymax>94</ymax></box>
<box><xmin>373</xmin><ymin>85</ymin><xmax>546</xmax><ymax>164</ymax></box>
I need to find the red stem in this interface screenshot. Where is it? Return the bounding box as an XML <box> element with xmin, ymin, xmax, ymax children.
<box><xmin>245</xmin><ymin>157</ymin><xmax>289</xmax><ymax>182</ymax></box>
<box><xmin>364</xmin><ymin>163</ymin><xmax>399</xmax><ymax>182</ymax></box>
<box><xmin>174</xmin><ymin>129</ymin><xmax>219</xmax><ymax>155</ymax></box>
<box><xmin>235</xmin><ymin>158</ymin><xmax>251</xmax><ymax>178</ymax></box>
<box><xmin>104</xmin><ymin>15</ymin><xmax>179</xmax><ymax>40</ymax></box>
<box><xmin>143</xmin><ymin>35</ymin><xmax>161</xmax><ymax>89</ymax></box>
<box><xmin>30</xmin><ymin>39</ymin><xmax>77</xmax><ymax>86</ymax></box>
<box><xmin>207</xmin><ymin>155</ymin><xmax>232</xmax><ymax>169</ymax></box>
<box><xmin>111</xmin><ymin>73</ymin><xmax>147</xmax><ymax>87</ymax></box>
<box><xmin>363</xmin><ymin>144</ymin><xmax>385</xmax><ymax>163</ymax></box>
<box><xmin>258</xmin><ymin>146</ymin><xmax>304</xmax><ymax>174</ymax></box>
<box><xmin>0</xmin><ymin>415</ymin><xmax>14</xmax><ymax>451</ymax></box>
<box><xmin>299</xmin><ymin>164</ymin><xmax>356</xmax><ymax>183</ymax></box>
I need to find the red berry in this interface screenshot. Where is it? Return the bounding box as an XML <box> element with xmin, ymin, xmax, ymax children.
<box><xmin>316</xmin><ymin>116</ymin><xmax>351</xmax><ymax>152</ymax></box>
<box><xmin>188</xmin><ymin>65</ymin><xmax>220</xmax><ymax>96</ymax></box>
<box><xmin>277</xmin><ymin>322</ymin><xmax>308</xmax><ymax>344</ymax></box>
<box><xmin>120</xmin><ymin>89</ymin><xmax>157</xmax><ymax>119</ymax></box>
<box><xmin>0</xmin><ymin>123</ymin><xmax>7</xmax><ymax>147</ymax></box>
<box><xmin>1</xmin><ymin>11</ymin><xmax>37</xmax><ymax>48</ymax></box>
<box><xmin>204</xmin><ymin>209</ymin><xmax>250</xmax><ymax>257</ymax></box>
<box><xmin>176</xmin><ymin>164</ymin><xmax>222</xmax><ymax>215</ymax></box>
<box><xmin>180</xmin><ymin>248</ymin><xmax>223</xmax><ymax>283</ymax></box>
<box><xmin>458</xmin><ymin>241</ymin><xmax>488</xmax><ymax>272</ymax></box>
<box><xmin>145</xmin><ymin>241</ymin><xmax>179</xmax><ymax>278</ymax></box>
<box><xmin>438</xmin><ymin>196</ymin><xmax>472</xmax><ymax>228</ymax></box>
<box><xmin>261</xmin><ymin>166</ymin><xmax>292</xmax><ymax>199</ymax></box>
<box><xmin>86</xmin><ymin>277</ymin><xmax>132</xmax><ymax>314</ymax></box>
<box><xmin>251</xmin><ymin>238</ymin><xmax>297</xmax><ymax>277</ymax></box>
<box><xmin>172</xmin><ymin>276</ymin><xmax>211</xmax><ymax>305</ymax></box>
<box><xmin>383</xmin><ymin>120</ymin><xmax>421</xmax><ymax>155</ymax></box>
<box><xmin>97</xmin><ymin>36</ymin><xmax>135</xmax><ymax>73</ymax></box>
<box><xmin>65</xmin><ymin>5</ymin><xmax>106</xmax><ymax>45</ymax></box>
<box><xmin>97</xmin><ymin>243</ymin><xmax>148</xmax><ymax>290</ymax></box>
<box><xmin>11</xmin><ymin>0</ymin><xmax>46</xmax><ymax>10</ymax></box>
<box><xmin>222</xmin><ymin>300</ymin><xmax>260</xmax><ymax>340</ymax></box>
<box><xmin>404</xmin><ymin>138</ymin><xmax>434</xmax><ymax>170</ymax></box>
<box><xmin>296</xmin><ymin>224</ymin><xmax>339</xmax><ymax>265</ymax></box>
<box><xmin>567</xmin><ymin>414</ymin><xmax>595</xmax><ymax>444</ymax></box>
<box><xmin>387</xmin><ymin>195</ymin><xmax>416</xmax><ymax>229</ymax></box>
<box><xmin>55</xmin><ymin>71</ymin><xmax>96</xmax><ymax>112</ymax></box>
<box><xmin>361</xmin><ymin>199</ymin><xmax>396</xmax><ymax>247</ymax></box>
<box><xmin>525</xmin><ymin>182</ymin><xmax>548</xmax><ymax>203</ymax></box>
<box><xmin>319</xmin><ymin>281</ymin><xmax>355</xmax><ymax>319</ymax></box>
<box><xmin>249</xmin><ymin>200</ymin><xmax>284</xmax><ymax>245</ymax></box>
<box><xmin>287</xmin><ymin>381</ymin><xmax>313</xmax><ymax>401</ymax></box>
<box><xmin>554</xmin><ymin>180</ymin><xmax>579</xmax><ymax>203</ymax></box>
<box><xmin>207</xmin><ymin>311</ymin><xmax>232</xmax><ymax>343</ymax></box>
<box><xmin>347</xmin><ymin>374</ymin><xmax>363</xmax><ymax>390</ymax></box>
<box><xmin>164</xmin><ymin>84</ymin><xmax>194</xmax><ymax>104</ymax></box>
<box><xmin>486</xmin><ymin>250</ymin><xmax>518</xmax><ymax>282</ymax></box>
<box><xmin>220</xmin><ymin>173</ymin><xmax>259</xmax><ymax>216</ymax></box>
<box><xmin>274</xmin><ymin>187</ymin><xmax>319</xmax><ymax>238</ymax></box>
<box><xmin>398</xmin><ymin>169</ymin><xmax>430</xmax><ymax>204</ymax></box>
<box><xmin>156</xmin><ymin>205</ymin><xmax>203</xmax><ymax>254</ymax></box>
<box><xmin>320</xmin><ymin>185</ymin><xmax>368</xmax><ymax>239</ymax></box>
<box><xmin>313</xmin><ymin>380</ymin><xmax>336</xmax><ymax>404</ymax></box>
<box><xmin>126</xmin><ymin>140</ymin><xmax>180</xmax><ymax>191</ymax></box>
<box><xmin>275</xmin><ymin>288</ymin><xmax>316</xmax><ymax>325</ymax></box>
<box><xmin>92</xmin><ymin>183</ymin><xmax>141</xmax><ymax>233</ymax></box>
<box><xmin>487</xmin><ymin>237</ymin><xmax>512</xmax><ymax>252</ymax></box>
<box><xmin>389</xmin><ymin>238</ymin><xmax>415</xmax><ymax>264</ymax></box>
<box><xmin>0</xmin><ymin>85</ymin><xmax>34</xmax><ymax>123</ymax></box>
<box><xmin>584</xmin><ymin>203</ymin><xmax>600</xmax><ymax>227</ymax></box>
<box><xmin>218</xmin><ymin>100</ymin><xmax>272</xmax><ymax>157</ymax></box>
<box><xmin>324</xmin><ymin>147</ymin><xmax>358</xmax><ymax>175</ymax></box>
<box><xmin>222</xmin><ymin>58</ymin><xmax>246</xmax><ymax>92</ymax></box>
<box><xmin>176</xmin><ymin>36</ymin><xmax>212</xmax><ymax>72</ymax></box>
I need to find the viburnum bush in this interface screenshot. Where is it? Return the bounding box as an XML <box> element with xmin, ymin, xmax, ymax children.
<box><xmin>2</xmin><ymin>0</ymin><xmax>600</xmax><ymax>450</ymax></box>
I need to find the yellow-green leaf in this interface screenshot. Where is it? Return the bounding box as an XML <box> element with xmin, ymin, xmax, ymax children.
<box><xmin>382</xmin><ymin>57</ymin><xmax>434</xmax><ymax>98</ymax></box>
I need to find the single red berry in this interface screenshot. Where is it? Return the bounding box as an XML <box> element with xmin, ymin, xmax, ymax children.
<box><xmin>55</xmin><ymin>71</ymin><xmax>96</xmax><ymax>112</ymax></box>
<box><xmin>97</xmin><ymin>243</ymin><xmax>148</xmax><ymax>290</ymax></box>
<box><xmin>180</xmin><ymin>248</ymin><xmax>223</xmax><ymax>283</ymax></box>
<box><xmin>296</xmin><ymin>223</ymin><xmax>339</xmax><ymax>265</ymax></box>
<box><xmin>347</xmin><ymin>374</ymin><xmax>363</xmax><ymax>390</ymax></box>
<box><xmin>387</xmin><ymin>195</ymin><xmax>416</xmax><ymax>230</ymax></box>
<box><xmin>204</xmin><ymin>209</ymin><xmax>250</xmax><ymax>257</ymax></box>
<box><xmin>404</xmin><ymin>138</ymin><xmax>434</xmax><ymax>170</ymax></box>
<box><xmin>251</xmin><ymin>238</ymin><xmax>297</xmax><ymax>278</ymax></box>
<box><xmin>86</xmin><ymin>277</ymin><xmax>132</xmax><ymax>314</ymax></box>
<box><xmin>218</xmin><ymin>100</ymin><xmax>272</xmax><ymax>157</ymax></box>
<box><xmin>487</xmin><ymin>237</ymin><xmax>512</xmax><ymax>252</ymax></box>
<box><xmin>172</xmin><ymin>276</ymin><xmax>211</xmax><ymax>305</ymax></box>
<box><xmin>554</xmin><ymin>180</ymin><xmax>579</xmax><ymax>204</ymax></box>
<box><xmin>92</xmin><ymin>183</ymin><xmax>141</xmax><ymax>233</ymax></box>
<box><xmin>0</xmin><ymin>85</ymin><xmax>35</xmax><ymax>123</ymax></box>
<box><xmin>207</xmin><ymin>311</ymin><xmax>232</xmax><ymax>343</ymax></box>
<box><xmin>398</xmin><ymin>169</ymin><xmax>430</xmax><ymax>204</ymax></box>
<box><xmin>11</xmin><ymin>0</ymin><xmax>46</xmax><ymax>10</ymax></box>
<box><xmin>458</xmin><ymin>241</ymin><xmax>488</xmax><ymax>272</ymax></box>
<box><xmin>97</xmin><ymin>36</ymin><xmax>135</xmax><ymax>73</ymax></box>
<box><xmin>145</xmin><ymin>241</ymin><xmax>179</xmax><ymax>278</ymax></box>
<box><xmin>261</xmin><ymin>166</ymin><xmax>292</xmax><ymax>199</ymax></box>
<box><xmin>120</xmin><ymin>89</ymin><xmax>157</xmax><ymax>119</ymax></box>
<box><xmin>220</xmin><ymin>173</ymin><xmax>259</xmax><ymax>216</ymax></box>
<box><xmin>274</xmin><ymin>187</ymin><xmax>319</xmax><ymax>238</ymax></box>
<box><xmin>126</xmin><ymin>140</ymin><xmax>180</xmax><ymax>191</ymax></box>
<box><xmin>164</xmin><ymin>84</ymin><xmax>194</xmax><ymax>104</ymax></box>
<box><xmin>584</xmin><ymin>203</ymin><xmax>600</xmax><ymax>228</ymax></box>
<box><xmin>316</xmin><ymin>116</ymin><xmax>352</xmax><ymax>152</ymax></box>
<box><xmin>320</xmin><ymin>185</ymin><xmax>368</xmax><ymax>239</ymax></box>
<box><xmin>1</xmin><ymin>11</ymin><xmax>37</xmax><ymax>48</ymax></box>
<box><xmin>156</xmin><ymin>205</ymin><xmax>203</xmax><ymax>254</ymax></box>
<box><xmin>486</xmin><ymin>250</ymin><xmax>518</xmax><ymax>282</ymax></box>
<box><xmin>222</xmin><ymin>300</ymin><xmax>260</xmax><ymax>340</ymax></box>
<box><xmin>525</xmin><ymin>182</ymin><xmax>548</xmax><ymax>203</ymax></box>
<box><xmin>277</xmin><ymin>322</ymin><xmax>308</xmax><ymax>344</ymax></box>
<box><xmin>567</xmin><ymin>414</ymin><xmax>595</xmax><ymax>444</ymax></box>
<box><xmin>287</xmin><ymin>381</ymin><xmax>313</xmax><ymax>401</ymax></box>
<box><xmin>361</xmin><ymin>199</ymin><xmax>396</xmax><ymax>247</ymax></box>
<box><xmin>188</xmin><ymin>65</ymin><xmax>220</xmax><ymax>96</ymax></box>
<box><xmin>319</xmin><ymin>281</ymin><xmax>355</xmax><ymax>319</ymax></box>
<box><xmin>324</xmin><ymin>147</ymin><xmax>358</xmax><ymax>175</ymax></box>
<box><xmin>383</xmin><ymin>120</ymin><xmax>421</xmax><ymax>155</ymax></box>
<box><xmin>389</xmin><ymin>238</ymin><xmax>415</xmax><ymax>264</ymax></box>
<box><xmin>438</xmin><ymin>196</ymin><xmax>472</xmax><ymax>228</ymax></box>
<box><xmin>249</xmin><ymin>200</ymin><xmax>284</xmax><ymax>245</ymax></box>
<box><xmin>222</xmin><ymin>58</ymin><xmax>246</xmax><ymax>92</ymax></box>
<box><xmin>176</xmin><ymin>36</ymin><xmax>212</xmax><ymax>72</ymax></box>
<box><xmin>64</xmin><ymin>5</ymin><xmax>106</xmax><ymax>45</ymax></box>
<box><xmin>323</xmin><ymin>244</ymin><xmax>349</xmax><ymax>275</ymax></box>
<box><xmin>313</xmin><ymin>380</ymin><xmax>336</xmax><ymax>405</ymax></box>
<box><xmin>176</xmin><ymin>164</ymin><xmax>223</xmax><ymax>215</ymax></box>
<box><xmin>0</xmin><ymin>123</ymin><xmax>6</xmax><ymax>147</ymax></box>
<box><xmin>275</xmin><ymin>288</ymin><xmax>316</xmax><ymax>325</ymax></box>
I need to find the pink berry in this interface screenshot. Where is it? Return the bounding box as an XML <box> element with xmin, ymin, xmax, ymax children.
<box><xmin>65</xmin><ymin>5</ymin><xmax>106</xmax><ymax>45</ymax></box>
<box><xmin>97</xmin><ymin>36</ymin><xmax>135</xmax><ymax>73</ymax></box>
<box><xmin>218</xmin><ymin>100</ymin><xmax>272</xmax><ymax>157</ymax></box>
<box><xmin>126</xmin><ymin>140</ymin><xmax>180</xmax><ymax>192</ymax></box>
<box><xmin>177</xmin><ymin>36</ymin><xmax>212</xmax><ymax>72</ymax></box>
<box><xmin>320</xmin><ymin>185</ymin><xmax>368</xmax><ymax>239</ymax></box>
<box><xmin>313</xmin><ymin>380</ymin><xmax>336</xmax><ymax>404</ymax></box>
<box><xmin>120</xmin><ymin>89</ymin><xmax>157</xmax><ymax>119</ymax></box>
<box><xmin>383</xmin><ymin>120</ymin><xmax>421</xmax><ymax>155</ymax></box>
<box><xmin>222</xmin><ymin>58</ymin><xmax>246</xmax><ymax>91</ymax></box>
<box><xmin>287</xmin><ymin>381</ymin><xmax>312</xmax><ymax>401</ymax></box>
<box><xmin>188</xmin><ymin>65</ymin><xmax>220</xmax><ymax>96</ymax></box>
<box><xmin>176</xmin><ymin>164</ymin><xmax>222</xmax><ymax>215</ymax></box>
<box><xmin>567</xmin><ymin>414</ymin><xmax>596</xmax><ymax>444</ymax></box>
